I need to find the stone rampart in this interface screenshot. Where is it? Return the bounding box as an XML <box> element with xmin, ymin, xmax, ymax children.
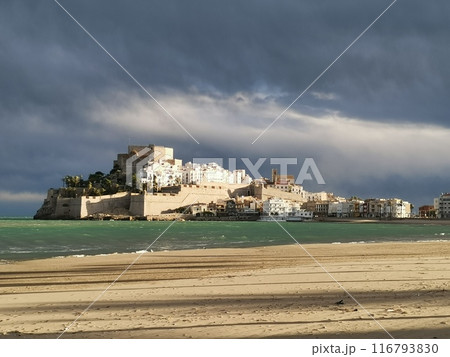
<box><xmin>130</xmin><ymin>184</ymin><xmax>251</xmax><ymax>216</ymax></box>
<box><xmin>254</xmin><ymin>185</ymin><xmax>306</xmax><ymax>203</ymax></box>
<box><xmin>81</xmin><ymin>192</ymin><xmax>131</xmax><ymax>217</ymax></box>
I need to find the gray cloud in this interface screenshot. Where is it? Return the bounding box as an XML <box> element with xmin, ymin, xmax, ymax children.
<box><xmin>1</xmin><ymin>0</ymin><xmax>449</xmax><ymax>215</ymax></box>
<box><xmin>0</xmin><ymin>191</ymin><xmax>45</xmax><ymax>203</ymax></box>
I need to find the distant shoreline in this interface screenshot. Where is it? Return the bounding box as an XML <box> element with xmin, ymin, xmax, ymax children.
<box><xmin>4</xmin><ymin>215</ymin><xmax>449</xmax><ymax>225</ymax></box>
<box><xmin>314</xmin><ymin>217</ymin><xmax>450</xmax><ymax>225</ymax></box>
<box><xmin>24</xmin><ymin>215</ymin><xmax>450</xmax><ymax>225</ymax></box>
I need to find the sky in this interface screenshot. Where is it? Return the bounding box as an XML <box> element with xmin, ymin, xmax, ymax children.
<box><xmin>1</xmin><ymin>0</ymin><xmax>449</xmax><ymax>216</ymax></box>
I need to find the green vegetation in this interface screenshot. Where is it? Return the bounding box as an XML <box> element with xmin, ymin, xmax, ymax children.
<box><xmin>62</xmin><ymin>170</ymin><xmax>122</xmax><ymax>197</ymax></box>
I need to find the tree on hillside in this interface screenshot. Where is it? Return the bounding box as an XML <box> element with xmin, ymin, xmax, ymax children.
<box><xmin>63</xmin><ymin>175</ymin><xmax>83</xmax><ymax>188</ymax></box>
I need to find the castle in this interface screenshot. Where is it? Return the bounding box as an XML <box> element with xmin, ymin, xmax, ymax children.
<box><xmin>34</xmin><ymin>145</ymin><xmax>311</xmax><ymax>220</ymax></box>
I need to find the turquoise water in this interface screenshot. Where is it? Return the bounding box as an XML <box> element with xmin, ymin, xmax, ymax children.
<box><xmin>0</xmin><ymin>219</ymin><xmax>449</xmax><ymax>261</ymax></box>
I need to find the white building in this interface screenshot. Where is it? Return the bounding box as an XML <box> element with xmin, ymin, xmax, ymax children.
<box><xmin>232</xmin><ymin>169</ymin><xmax>252</xmax><ymax>185</ymax></box>
<box><xmin>328</xmin><ymin>201</ymin><xmax>356</xmax><ymax>217</ymax></box>
<box><xmin>263</xmin><ymin>198</ymin><xmax>288</xmax><ymax>216</ymax></box>
<box><xmin>262</xmin><ymin>198</ymin><xmax>313</xmax><ymax>220</ymax></box>
<box><xmin>384</xmin><ymin>199</ymin><xmax>411</xmax><ymax>218</ymax></box>
<box><xmin>181</xmin><ymin>162</ymin><xmax>251</xmax><ymax>185</ymax></box>
<box><xmin>182</xmin><ymin>162</ymin><xmax>203</xmax><ymax>184</ymax></box>
<box><xmin>437</xmin><ymin>193</ymin><xmax>450</xmax><ymax>219</ymax></box>
<box><xmin>287</xmin><ymin>202</ymin><xmax>313</xmax><ymax>220</ymax></box>
<box><xmin>138</xmin><ymin>158</ymin><xmax>183</xmax><ymax>190</ymax></box>
<box><xmin>139</xmin><ymin>159</ymin><xmax>253</xmax><ymax>189</ymax></box>
<box><xmin>362</xmin><ymin>198</ymin><xmax>412</xmax><ymax>218</ymax></box>
<box><xmin>304</xmin><ymin>191</ymin><xmax>330</xmax><ymax>202</ymax></box>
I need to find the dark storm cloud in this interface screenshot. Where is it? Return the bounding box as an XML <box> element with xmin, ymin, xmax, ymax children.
<box><xmin>2</xmin><ymin>0</ymin><xmax>449</xmax><ymax>127</ymax></box>
<box><xmin>1</xmin><ymin>0</ymin><xmax>449</xmax><ymax>215</ymax></box>
<box><xmin>42</xmin><ymin>0</ymin><xmax>449</xmax><ymax>125</ymax></box>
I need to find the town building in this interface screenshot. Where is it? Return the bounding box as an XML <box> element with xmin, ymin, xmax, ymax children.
<box><xmin>360</xmin><ymin>198</ymin><xmax>411</xmax><ymax>219</ymax></box>
<box><xmin>385</xmin><ymin>198</ymin><xmax>412</xmax><ymax>218</ymax></box>
<box><xmin>262</xmin><ymin>198</ymin><xmax>312</xmax><ymax>220</ymax></box>
<box><xmin>304</xmin><ymin>191</ymin><xmax>330</xmax><ymax>202</ymax></box>
<box><xmin>436</xmin><ymin>193</ymin><xmax>450</xmax><ymax>219</ymax></box>
<box><xmin>115</xmin><ymin>145</ymin><xmax>253</xmax><ymax>191</ymax></box>
<box><xmin>263</xmin><ymin>197</ymin><xmax>287</xmax><ymax>216</ymax></box>
<box><xmin>181</xmin><ymin>162</ymin><xmax>252</xmax><ymax>185</ymax></box>
<box><xmin>114</xmin><ymin>145</ymin><xmax>175</xmax><ymax>174</ymax></box>
<box><xmin>328</xmin><ymin>201</ymin><xmax>357</xmax><ymax>218</ymax></box>
<box><xmin>271</xmin><ymin>169</ymin><xmax>296</xmax><ymax>185</ymax></box>
<box><xmin>418</xmin><ymin>205</ymin><xmax>437</xmax><ymax>218</ymax></box>
<box><xmin>303</xmin><ymin>200</ymin><xmax>331</xmax><ymax>217</ymax></box>
<box><xmin>434</xmin><ymin>198</ymin><xmax>440</xmax><ymax>217</ymax></box>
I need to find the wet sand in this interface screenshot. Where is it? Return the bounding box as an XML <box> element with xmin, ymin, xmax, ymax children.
<box><xmin>0</xmin><ymin>242</ymin><xmax>449</xmax><ymax>339</ymax></box>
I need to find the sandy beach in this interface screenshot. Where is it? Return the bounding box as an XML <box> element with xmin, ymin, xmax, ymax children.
<box><xmin>0</xmin><ymin>241</ymin><xmax>449</xmax><ymax>339</ymax></box>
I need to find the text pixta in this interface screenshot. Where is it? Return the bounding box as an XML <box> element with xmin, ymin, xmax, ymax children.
<box><xmin>312</xmin><ymin>344</ymin><xmax>356</xmax><ymax>356</ymax></box>
<box><xmin>193</xmin><ymin>157</ymin><xmax>326</xmax><ymax>185</ymax></box>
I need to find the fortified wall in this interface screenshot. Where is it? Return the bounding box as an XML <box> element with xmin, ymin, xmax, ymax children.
<box><xmin>253</xmin><ymin>184</ymin><xmax>306</xmax><ymax>203</ymax></box>
<box><xmin>34</xmin><ymin>189</ymin><xmax>84</xmax><ymax>219</ymax></box>
<box><xmin>80</xmin><ymin>192</ymin><xmax>132</xmax><ymax>218</ymax></box>
<box><xmin>130</xmin><ymin>183</ymin><xmax>250</xmax><ymax>216</ymax></box>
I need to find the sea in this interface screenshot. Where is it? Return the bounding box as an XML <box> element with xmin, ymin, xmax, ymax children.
<box><xmin>1</xmin><ymin>218</ymin><xmax>449</xmax><ymax>261</ymax></box>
